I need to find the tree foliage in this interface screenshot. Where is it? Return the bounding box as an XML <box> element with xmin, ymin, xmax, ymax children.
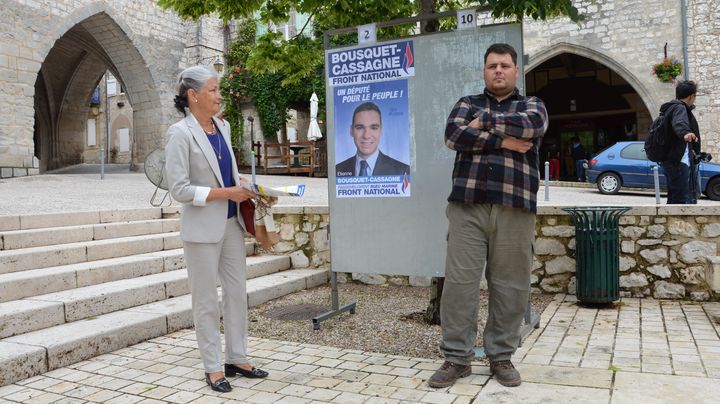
<box><xmin>159</xmin><ymin>0</ymin><xmax>582</xmax><ymax>85</ymax></box>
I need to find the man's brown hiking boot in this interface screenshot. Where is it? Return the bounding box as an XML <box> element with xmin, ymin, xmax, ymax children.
<box><xmin>490</xmin><ymin>360</ymin><xmax>521</xmax><ymax>387</ymax></box>
<box><xmin>427</xmin><ymin>361</ymin><xmax>472</xmax><ymax>388</ymax></box>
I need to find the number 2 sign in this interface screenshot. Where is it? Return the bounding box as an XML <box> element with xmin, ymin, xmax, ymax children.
<box><xmin>358</xmin><ymin>23</ymin><xmax>377</xmax><ymax>44</ymax></box>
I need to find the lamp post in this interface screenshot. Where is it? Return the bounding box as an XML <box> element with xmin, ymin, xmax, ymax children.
<box><xmin>247</xmin><ymin>116</ymin><xmax>254</xmax><ymax>145</ymax></box>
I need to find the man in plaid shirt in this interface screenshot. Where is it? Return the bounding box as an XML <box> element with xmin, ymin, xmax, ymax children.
<box><xmin>429</xmin><ymin>43</ymin><xmax>548</xmax><ymax>389</ymax></box>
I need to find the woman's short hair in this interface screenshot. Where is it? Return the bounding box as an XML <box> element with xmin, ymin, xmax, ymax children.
<box><xmin>174</xmin><ymin>65</ymin><xmax>218</xmax><ymax>115</ymax></box>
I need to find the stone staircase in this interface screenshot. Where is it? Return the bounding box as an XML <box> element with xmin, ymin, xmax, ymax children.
<box><xmin>0</xmin><ymin>207</ymin><xmax>328</xmax><ymax>386</ymax></box>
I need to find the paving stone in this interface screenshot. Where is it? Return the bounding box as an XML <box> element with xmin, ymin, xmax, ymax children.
<box><xmin>304</xmin><ymin>388</ymin><xmax>341</xmax><ymax>401</ymax></box>
<box><xmin>359</xmin><ymin>384</ymin><xmax>396</xmax><ymax>397</ymax></box>
<box><xmin>516</xmin><ymin>364</ymin><xmax>613</xmax><ymax>389</ymax></box>
<box><xmin>277</xmin><ymin>384</ymin><xmax>314</xmax><ymax>397</ymax></box>
<box><xmin>162</xmin><ymin>390</ymin><xmax>202</xmax><ymax>403</ymax></box>
<box><xmin>420</xmin><ymin>390</ymin><xmax>459</xmax><ymax>403</ymax></box>
<box><xmin>331</xmin><ymin>391</ymin><xmax>366</xmax><ymax>404</ymax></box>
<box><xmin>614</xmin><ymin>372</ymin><xmax>720</xmax><ymax>402</ymax></box>
<box><xmin>476</xmin><ymin>380</ymin><xmax>609</xmax><ymax>403</ymax></box>
<box><xmin>247</xmin><ymin>391</ymin><xmax>285</xmax><ymax>403</ymax></box>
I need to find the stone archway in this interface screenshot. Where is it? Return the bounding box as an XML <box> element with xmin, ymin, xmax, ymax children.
<box><xmin>526</xmin><ymin>43</ymin><xmax>653</xmax><ymax>181</ymax></box>
<box><xmin>33</xmin><ymin>8</ymin><xmax>165</xmax><ymax>171</ymax></box>
<box><xmin>527</xmin><ymin>43</ymin><xmax>657</xmax><ymax>117</ymax></box>
<box><xmin>18</xmin><ymin>0</ymin><xmax>193</xmax><ymax>175</ymax></box>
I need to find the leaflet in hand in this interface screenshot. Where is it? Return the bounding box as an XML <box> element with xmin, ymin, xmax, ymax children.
<box><xmin>253</xmin><ymin>184</ymin><xmax>305</xmax><ymax>197</ymax></box>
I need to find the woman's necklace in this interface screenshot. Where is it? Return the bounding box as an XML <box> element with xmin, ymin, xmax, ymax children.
<box><xmin>204</xmin><ymin>121</ymin><xmax>223</xmax><ymax>160</ymax></box>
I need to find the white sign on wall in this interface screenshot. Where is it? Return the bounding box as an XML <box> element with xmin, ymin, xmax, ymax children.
<box><xmin>457</xmin><ymin>9</ymin><xmax>477</xmax><ymax>30</ymax></box>
<box><xmin>117</xmin><ymin>127</ymin><xmax>130</xmax><ymax>152</ymax></box>
<box><xmin>357</xmin><ymin>23</ymin><xmax>377</xmax><ymax>44</ymax></box>
<box><xmin>87</xmin><ymin>119</ymin><xmax>96</xmax><ymax>146</ymax></box>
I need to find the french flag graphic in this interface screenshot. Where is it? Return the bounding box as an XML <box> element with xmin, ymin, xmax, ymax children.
<box><xmin>401</xmin><ymin>173</ymin><xmax>410</xmax><ymax>193</ymax></box>
<box><xmin>402</xmin><ymin>42</ymin><xmax>414</xmax><ymax>74</ymax></box>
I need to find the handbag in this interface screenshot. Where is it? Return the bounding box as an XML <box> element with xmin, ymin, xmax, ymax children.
<box><xmin>239</xmin><ymin>200</ymin><xmax>256</xmax><ymax>236</ymax></box>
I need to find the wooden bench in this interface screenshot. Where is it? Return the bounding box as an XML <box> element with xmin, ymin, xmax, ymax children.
<box><xmin>262</xmin><ymin>141</ymin><xmax>316</xmax><ymax>175</ymax></box>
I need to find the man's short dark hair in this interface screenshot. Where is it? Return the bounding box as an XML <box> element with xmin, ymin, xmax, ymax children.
<box><xmin>676</xmin><ymin>80</ymin><xmax>697</xmax><ymax>99</ymax></box>
<box><xmin>484</xmin><ymin>43</ymin><xmax>517</xmax><ymax>66</ymax></box>
<box><xmin>352</xmin><ymin>102</ymin><xmax>382</xmax><ymax>125</ymax></box>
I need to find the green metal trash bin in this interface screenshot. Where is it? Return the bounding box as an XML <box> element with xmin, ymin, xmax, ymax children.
<box><xmin>561</xmin><ymin>207</ymin><xmax>630</xmax><ymax>304</ymax></box>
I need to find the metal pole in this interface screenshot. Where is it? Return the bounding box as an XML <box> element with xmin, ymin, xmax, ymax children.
<box><xmin>103</xmin><ymin>72</ymin><xmax>109</xmax><ymax>179</ymax></box>
<box><xmin>653</xmin><ymin>165</ymin><xmax>661</xmax><ymax>204</ymax></box>
<box><xmin>100</xmin><ymin>143</ymin><xmax>104</xmax><ymax>180</ymax></box>
<box><xmin>544</xmin><ymin>161</ymin><xmax>550</xmax><ymax>201</ymax></box>
<box><xmin>251</xmin><ymin>151</ymin><xmax>256</xmax><ymax>185</ymax></box>
<box><xmin>330</xmin><ymin>271</ymin><xmax>339</xmax><ymax>311</ymax></box>
<box><xmin>681</xmin><ymin>0</ymin><xmax>690</xmax><ymax>80</ymax></box>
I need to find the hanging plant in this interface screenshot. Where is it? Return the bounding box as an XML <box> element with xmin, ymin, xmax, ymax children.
<box><xmin>652</xmin><ymin>58</ymin><xmax>683</xmax><ymax>83</ymax></box>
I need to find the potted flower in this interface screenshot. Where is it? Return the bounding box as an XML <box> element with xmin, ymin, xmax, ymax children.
<box><xmin>653</xmin><ymin>58</ymin><xmax>683</xmax><ymax>83</ymax></box>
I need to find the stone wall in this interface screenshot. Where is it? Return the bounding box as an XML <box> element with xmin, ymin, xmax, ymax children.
<box><xmin>269</xmin><ymin>206</ymin><xmax>331</xmax><ymax>269</ymax></box>
<box><xmin>686</xmin><ymin>0</ymin><xmax>720</xmax><ymax>155</ymax></box>
<box><xmin>271</xmin><ymin>205</ymin><xmax>720</xmax><ymax>300</ymax></box>
<box><xmin>491</xmin><ymin>0</ymin><xmax>719</xmax><ymax>156</ymax></box>
<box><xmin>534</xmin><ymin>205</ymin><xmax>718</xmax><ymax>301</ymax></box>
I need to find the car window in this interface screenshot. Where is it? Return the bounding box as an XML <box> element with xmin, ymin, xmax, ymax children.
<box><xmin>620</xmin><ymin>143</ymin><xmax>648</xmax><ymax>160</ymax></box>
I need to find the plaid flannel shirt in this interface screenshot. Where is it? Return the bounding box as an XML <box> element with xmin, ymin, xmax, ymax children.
<box><xmin>445</xmin><ymin>88</ymin><xmax>549</xmax><ymax>212</ymax></box>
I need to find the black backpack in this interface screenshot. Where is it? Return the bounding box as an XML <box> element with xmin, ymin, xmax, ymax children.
<box><xmin>644</xmin><ymin>111</ymin><xmax>671</xmax><ymax>162</ymax></box>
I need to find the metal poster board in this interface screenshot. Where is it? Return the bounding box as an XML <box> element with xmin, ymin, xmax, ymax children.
<box><xmin>326</xmin><ymin>23</ymin><xmax>524</xmax><ymax>277</ymax></box>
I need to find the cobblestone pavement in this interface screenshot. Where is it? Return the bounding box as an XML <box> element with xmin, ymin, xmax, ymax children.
<box><xmin>3</xmin><ymin>294</ymin><xmax>720</xmax><ymax>403</ymax></box>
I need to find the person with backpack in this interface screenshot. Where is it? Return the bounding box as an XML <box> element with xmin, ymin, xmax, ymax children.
<box><xmin>657</xmin><ymin>80</ymin><xmax>701</xmax><ymax>204</ymax></box>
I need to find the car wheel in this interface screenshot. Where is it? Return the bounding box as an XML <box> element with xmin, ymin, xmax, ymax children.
<box><xmin>597</xmin><ymin>172</ymin><xmax>621</xmax><ymax>194</ymax></box>
<box><xmin>706</xmin><ymin>177</ymin><xmax>720</xmax><ymax>201</ymax></box>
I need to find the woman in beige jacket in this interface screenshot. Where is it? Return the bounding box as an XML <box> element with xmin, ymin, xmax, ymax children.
<box><xmin>165</xmin><ymin>65</ymin><xmax>268</xmax><ymax>393</ymax></box>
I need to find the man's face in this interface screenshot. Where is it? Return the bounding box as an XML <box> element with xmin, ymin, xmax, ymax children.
<box><xmin>351</xmin><ymin>110</ymin><xmax>382</xmax><ymax>159</ymax></box>
<box><xmin>483</xmin><ymin>52</ymin><xmax>518</xmax><ymax>97</ymax></box>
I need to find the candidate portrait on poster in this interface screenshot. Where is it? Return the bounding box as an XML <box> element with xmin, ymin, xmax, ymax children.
<box><xmin>333</xmin><ymin>80</ymin><xmax>411</xmax><ymax>198</ymax></box>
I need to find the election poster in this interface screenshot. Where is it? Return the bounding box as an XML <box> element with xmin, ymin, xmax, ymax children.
<box><xmin>334</xmin><ymin>79</ymin><xmax>410</xmax><ymax>198</ymax></box>
<box><xmin>327</xmin><ymin>40</ymin><xmax>414</xmax><ymax>87</ymax></box>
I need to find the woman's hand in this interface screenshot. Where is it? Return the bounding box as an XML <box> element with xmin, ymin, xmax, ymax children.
<box><xmin>225</xmin><ymin>186</ymin><xmax>256</xmax><ymax>203</ymax></box>
<box><xmin>207</xmin><ymin>186</ymin><xmax>256</xmax><ymax>203</ymax></box>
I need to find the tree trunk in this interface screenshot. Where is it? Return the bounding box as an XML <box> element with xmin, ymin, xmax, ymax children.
<box><xmin>418</xmin><ymin>0</ymin><xmax>439</xmax><ymax>34</ymax></box>
<box><xmin>423</xmin><ymin>276</ymin><xmax>444</xmax><ymax>325</ymax></box>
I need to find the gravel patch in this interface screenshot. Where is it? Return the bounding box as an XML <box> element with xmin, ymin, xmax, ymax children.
<box><xmin>248</xmin><ymin>283</ymin><xmax>554</xmax><ymax>361</ymax></box>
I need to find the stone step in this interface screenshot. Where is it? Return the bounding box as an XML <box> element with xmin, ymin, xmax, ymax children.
<box><xmin>0</xmin><ymin>267</ymin><xmax>329</xmax><ymax>386</ymax></box>
<box><xmin>0</xmin><ymin>255</ymin><xmax>291</xmax><ymax>338</ymax></box>
<box><xmin>0</xmin><ymin>249</ymin><xmax>186</xmax><ymax>304</ymax></box>
<box><xmin>0</xmin><ymin>207</ymin><xmax>167</xmax><ymax>232</ymax></box>
<box><xmin>0</xmin><ymin>232</ymin><xmax>257</xmax><ymax>275</ymax></box>
<box><xmin>0</xmin><ymin>241</ymin><xmax>257</xmax><ymax>303</ymax></box>
<box><xmin>0</xmin><ymin>232</ymin><xmax>184</xmax><ymax>274</ymax></box>
<box><xmin>0</xmin><ymin>218</ymin><xmax>180</xmax><ymax>250</ymax></box>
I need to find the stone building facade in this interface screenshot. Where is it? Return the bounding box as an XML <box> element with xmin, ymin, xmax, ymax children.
<box><xmin>0</xmin><ymin>0</ymin><xmax>225</xmax><ymax>177</ymax></box>
<box><xmin>0</xmin><ymin>1</ymin><xmax>718</xmax><ymax>177</ymax></box>
<box><xmin>518</xmin><ymin>0</ymin><xmax>719</xmax><ymax>167</ymax></box>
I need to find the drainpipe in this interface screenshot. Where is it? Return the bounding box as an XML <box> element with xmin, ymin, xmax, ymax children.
<box><xmin>681</xmin><ymin>0</ymin><xmax>689</xmax><ymax>80</ymax></box>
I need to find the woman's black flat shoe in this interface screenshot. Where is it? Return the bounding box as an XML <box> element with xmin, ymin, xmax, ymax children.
<box><xmin>224</xmin><ymin>363</ymin><xmax>269</xmax><ymax>378</ymax></box>
<box><xmin>205</xmin><ymin>373</ymin><xmax>232</xmax><ymax>392</ymax></box>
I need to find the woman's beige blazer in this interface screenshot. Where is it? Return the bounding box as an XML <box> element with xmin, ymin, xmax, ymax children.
<box><xmin>165</xmin><ymin>114</ymin><xmax>245</xmax><ymax>243</ymax></box>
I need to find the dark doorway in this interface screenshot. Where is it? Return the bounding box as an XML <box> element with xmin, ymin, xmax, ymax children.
<box><xmin>526</xmin><ymin>53</ymin><xmax>650</xmax><ymax>181</ymax></box>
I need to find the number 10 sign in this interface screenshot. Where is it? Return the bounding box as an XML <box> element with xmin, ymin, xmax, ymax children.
<box><xmin>457</xmin><ymin>9</ymin><xmax>476</xmax><ymax>30</ymax></box>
